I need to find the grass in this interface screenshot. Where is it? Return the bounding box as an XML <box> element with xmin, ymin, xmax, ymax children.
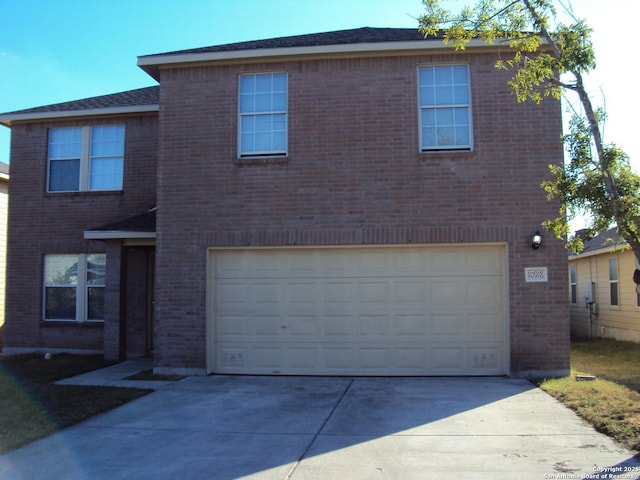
<box><xmin>539</xmin><ymin>338</ymin><xmax>640</xmax><ymax>453</ymax></box>
<box><xmin>0</xmin><ymin>351</ymin><xmax>152</xmax><ymax>454</ymax></box>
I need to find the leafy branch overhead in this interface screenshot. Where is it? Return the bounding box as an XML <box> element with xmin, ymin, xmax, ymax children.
<box><xmin>419</xmin><ymin>0</ymin><xmax>640</xmax><ymax>268</ymax></box>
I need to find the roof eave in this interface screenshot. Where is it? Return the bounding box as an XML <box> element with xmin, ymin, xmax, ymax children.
<box><xmin>568</xmin><ymin>244</ymin><xmax>627</xmax><ymax>261</ymax></box>
<box><xmin>137</xmin><ymin>38</ymin><xmax>498</xmax><ymax>80</ymax></box>
<box><xmin>0</xmin><ymin>104</ymin><xmax>159</xmax><ymax>128</ymax></box>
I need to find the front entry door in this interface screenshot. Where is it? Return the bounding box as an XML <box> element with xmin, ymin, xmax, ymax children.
<box><xmin>125</xmin><ymin>247</ymin><xmax>155</xmax><ymax>357</ymax></box>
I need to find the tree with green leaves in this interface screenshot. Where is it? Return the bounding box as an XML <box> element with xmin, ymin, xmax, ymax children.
<box><xmin>419</xmin><ymin>0</ymin><xmax>640</xmax><ymax>281</ymax></box>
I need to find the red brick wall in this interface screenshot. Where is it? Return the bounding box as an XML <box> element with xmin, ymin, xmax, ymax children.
<box><xmin>154</xmin><ymin>52</ymin><xmax>569</xmax><ymax>376</ymax></box>
<box><xmin>3</xmin><ymin>114</ymin><xmax>158</xmax><ymax>354</ymax></box>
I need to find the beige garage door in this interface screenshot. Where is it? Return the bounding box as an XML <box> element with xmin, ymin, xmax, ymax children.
<box><xmin>209</xmin><ymin>245</ymin><xmax>507</xmax><ymax>375</ymax></box>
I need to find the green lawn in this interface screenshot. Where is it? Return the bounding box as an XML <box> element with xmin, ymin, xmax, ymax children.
<box><xmin>0</xmin><ymin>352</ymin><xmax>151</xmax><ymax>454</ymax></box>
<box><xmin>539</xmin><ymin>338</ymin><xmax>640</xmax><ymax>453</ymax></box>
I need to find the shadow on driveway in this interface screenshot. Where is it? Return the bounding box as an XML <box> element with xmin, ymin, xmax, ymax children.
<box><xmin>1</xmin><ymin>375</ymin><xmax>638</xmax><ymax>479</ymax></box>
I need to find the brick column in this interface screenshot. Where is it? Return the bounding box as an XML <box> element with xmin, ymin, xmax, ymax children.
<box><xmin>103</xmin><ymin>240</ymin><xmax>124</xmax><ymax>361</ymax></box>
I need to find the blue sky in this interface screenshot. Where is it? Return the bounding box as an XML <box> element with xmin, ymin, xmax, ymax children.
<box><xmin>1</xmin><ymin>0</ymin><xmax>636</xmax><ymax>176</ymax></box>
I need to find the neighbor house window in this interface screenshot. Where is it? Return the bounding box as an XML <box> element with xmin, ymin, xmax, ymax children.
<box><xmin>418</xmin><ymin>65</ymin><xmax>472</xmax><ymax>151</ymax></box>
<box><xmin>43</xmin><ymin>254</ymin><xmax>106</xmax><ymax>322</ymax></box>
<box><xmin>238</xmin><ymin>72</ymin><xmax>287</xmax><ymax>157</ymax></box>
<box><xmin>48</xmin><ymin>125</ymin><xmax>124</xmax><ymax>192</ymax></box>
<box><xmin>609</xmin><ymin>257</ymin><xmax>619</xmax><ymax>306</ymax></box>
<box><xmin>569</xmin><ymin>264</ymin><xmax>577</xmax><ymax>304</ymax></box>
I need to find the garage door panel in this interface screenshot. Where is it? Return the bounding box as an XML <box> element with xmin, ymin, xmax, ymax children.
<box><xmin>431</xmin><ymin>314</ymin><xmax>464</xmax><ymax>336</ymax></box>
<box><xmin>466</xmin><ymin>278</ymin><xmax>502</xmax><ymax>303</ymax></box>
<box><xmin>323</xmin><ymin>315</ymin><xmax>356</xmax><ymax>337</ymax></box>
<box><xmin>394</xmin><ymin>280</ymin><xmax>427</xmax><ymax>303</ymax></box>
<box><xmin>395</xmin><ymin>314</ymin><xmax>428</xmax><ymax>337</ymax></box>
<box><xmin>287</xmin><ymin>315</ymin><xmax>318</xmax><ymax>337</ymax></box>
<box><xmin>251</xmin><ymin>314</ymin><xmax>282</xmax><ymax>337</ymax></box>
<box><xmin>397</xmin><ymin>348</ymin><xmax>426</xmax><ymax>369</ymax></box>
<box><xmin>216</xmin><ymin>282</ymin><xmax>247</xmax><ymax>304</ymax></box>
<box><xmin>323</xmin><ymin>281</ymin><xmax>353</xmax><ymax>304</ymax></box>
<box><xmin>253</xmin><ymin>281</ymin><xmax>282</xmax><ymax>304</ymax></box>
<box><xmin>358</xmin><ymin>314</ymin><xmax>391</xmax><ymax>336</ymax></box>
<box><xmin>429</xmin><ymin>280</ymin><xmax>463</xmax><ymax>303</ymax></box>
<box><xmin>358</xmin><ymin>281</ymin><xmax>390</xmax><ymax>304</ymax></box>
<box><xmin>358</xmin><ymin>347</ymin><xmax>391</xmax><ymax>369</ymax></box>
<box><xmin>217</xmin><ymin>314</ymin><xmax>247</xmax><ymax>337</ymax></box>
<box><xmin>469</xmin><ymin>313</ymin><xmax>501</xmax><ymax>336</ymax></box>
<box><xmin>431</xmin><ymin>347</ymin><xmax>464</xmax><ymax>370</ymax></box>
<box><xmin>211</xmin><ymin>245</ymin><xmax>506</xmax><ymax>376</ymax></box>
<box><xmin>324</xmin><ymin>347</ymin><xmax>354</xmax><ymax>370</ymax></box>
<box><xmin>287</xmin><ymin>346</ymin><xmax>319</xmax><ymax>369</ymax></box>
<box><xmin>287</xmin><ymin>281</ymin><xmax>319</xmax><ymax>305</ymax></box>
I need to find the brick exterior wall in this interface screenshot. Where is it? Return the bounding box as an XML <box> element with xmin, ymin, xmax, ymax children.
<box><xmin>3</xmin><ymin>114</ymin><xmax>157</xmax><ymax>354</ymax></box>
<box><xmin>154</xmin><ymin>51</ymin><xmax>569</xmax><ymax>376</ymax></box>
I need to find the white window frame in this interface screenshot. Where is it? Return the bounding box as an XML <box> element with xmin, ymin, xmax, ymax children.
<box><xmin>47</xmin><ymin>125</ymin><xmax>125</xmax><ymax>192</ymax></box>
<box><xmin>418</xmin><ymin>64</ymin><xmax>473</xmax><ymax>152</ymax></box>
<box><xmin>569</xmin><ymin>264</ymin><xmax>577</xmax><ymax>305</ymax></box>
<box><xmin>43</xmin><ymin>254</ymin><xmax>106</xmax><ymax>322</ymax></box>
<box><xmin>609</xmin><ymin>257</ymin><xmax>619</xmax><ymax>307</ymax></box>
<box><xmin>636</xmin><ymin>258</ymin><xmax>640</xmax><ymax>308</ymax></box>
<box><xmin>238</xmin><ymin>72</ymin><xmax>288</xmax><ymax>158</ymax></box>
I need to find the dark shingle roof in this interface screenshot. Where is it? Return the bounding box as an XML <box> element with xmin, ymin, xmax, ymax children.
<box><xmin>578</xmin><ymin>227</ymin><xmax>624</xmax><ymax>255</ymax></box>
<box><xmin>2</xmin><ymin>86</ymin><xmax>158</xmax><ymax>117</ymax></box>
<box><xmin>91</xmin><ymin>207</ymin><xmax>156</xmax><ymax>233</ymax></box>
<box><xmin>141</xmin><ymin>27</ymin><xmax>427</xmax><ymax>58</ymax></box>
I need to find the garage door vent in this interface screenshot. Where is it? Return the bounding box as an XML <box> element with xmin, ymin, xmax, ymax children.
<box><xmin>472</xmin><ymin>350</ymin><xmax>497</xmax><ymax>369</ymax></box>
<box><xmin>221</xmin><ymin>350</ymin><xmax>245</xmax><ymax>367</ymax></box>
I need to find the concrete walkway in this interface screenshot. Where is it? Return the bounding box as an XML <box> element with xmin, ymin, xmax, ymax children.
<box><xmin>1</xmin><ymin>364</ymin><xmax>639</xmax><ymax>479</ymax></box>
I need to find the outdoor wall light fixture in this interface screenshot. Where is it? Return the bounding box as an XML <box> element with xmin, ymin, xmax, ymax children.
<box><xmin>531</xmin><ymin>231</ymin><xmax>543</xmax><ymax>249</ymax></box>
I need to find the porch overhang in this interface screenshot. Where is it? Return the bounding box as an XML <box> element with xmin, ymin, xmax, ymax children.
<box><xmin>84</xmin><ymin>230</ymin><xmax>156</xmax><ymax>240</ymax></box>
<box><xmin>84</xmin><ymin>207</ymin><xmax>156</xmax><ymax>241</ymax></box>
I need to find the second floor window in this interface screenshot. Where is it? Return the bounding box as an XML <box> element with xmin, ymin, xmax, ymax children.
<box><xmin>48</xmin><ymin>125</ymin><xmax>125</xmax><ymax>192</ymax></box>
<box><xmin>418</xmin><ymin>65</ymin><xmax>472</xmax><ymax>151</ymax></box>
<box><xmin>238</xmin><ymin>72</ymin><xmax>287</xmax><ymax>157</ymax></box>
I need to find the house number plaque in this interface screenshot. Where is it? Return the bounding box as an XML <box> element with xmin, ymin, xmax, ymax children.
<box><xmin>525</xmin><ymin>267</ymin><xmax>548</xmax><ymax>283</ymax></box>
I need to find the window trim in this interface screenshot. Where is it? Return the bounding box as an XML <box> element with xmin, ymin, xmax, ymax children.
<box><xmin>47</xmin><ymin>125</ymin><xmax>125</xmax><ymax>193</ymax></box>
<box><xmin>608</xmin><ymin>257</ymin><xmax>619</xmax><ymax>307</ymax></box>
<box><xmin>42</xmin><ymin>254</ymin><xmax>106</xmax><ymax>323</ymax></box>
<box><xmin>636</xmin><ymin>257</ymin><xmax>640</xmax><ymax>308</ymax></box>
<box><xmin>569</xmin><ymin>264</ymin><xmax>577</xmax><ymax>305</ymax></box>
<box><xmin>237</xmin><ymin>72</ymin><xmax>288</xmax><ymax>159</ymax></box>
<box><xmin>417</xmin><ymin>63</ymin><xmax>473</xmax><ymax>153</ymax></box>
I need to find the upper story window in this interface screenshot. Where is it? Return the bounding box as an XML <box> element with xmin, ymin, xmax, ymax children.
<box><xmin>48</xmin><ymin>125</ymin><xmax>125</xmax><ymax>192</ymax></box>
<box><xmin>43</xmin><ymin>254</ymin><xmax>106</xmax><ymax>322</ymax></box>
<box><xmin>238</xmin><ymin>72</ymin><xmax>287</xmax><ymax>157</ymax></box>
<box><xmin>609</xmin><ymin>257</ymin><xmax>619</xmax><ymax>306</ymax></box>
<box><xmin>418</xmin><ymin>65</ymin><xmax>472</xmax><ymax>151</ymax></box>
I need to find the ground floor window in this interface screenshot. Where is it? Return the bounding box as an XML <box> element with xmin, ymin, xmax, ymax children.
<box><xmin>43</xmin><ymin>253</ymin><xmax>106</xmax><ymax>322</ymax></box>
<box><xmin>569</xmin><ymin>264</ymin><xmax>577</xmax><ymax>304</ymax></box>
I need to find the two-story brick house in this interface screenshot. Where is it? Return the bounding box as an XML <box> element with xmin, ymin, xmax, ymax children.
<box><xmin>0</xmin><ymin>27</ymin><xmax>569</xmax><ymax>377</ymax></box>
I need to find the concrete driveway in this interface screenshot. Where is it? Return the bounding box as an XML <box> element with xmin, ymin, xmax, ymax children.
<box><xmin>1</xmin><ymin>370</ymin><xmax>639</xmax><ymax>480</ymax></box>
